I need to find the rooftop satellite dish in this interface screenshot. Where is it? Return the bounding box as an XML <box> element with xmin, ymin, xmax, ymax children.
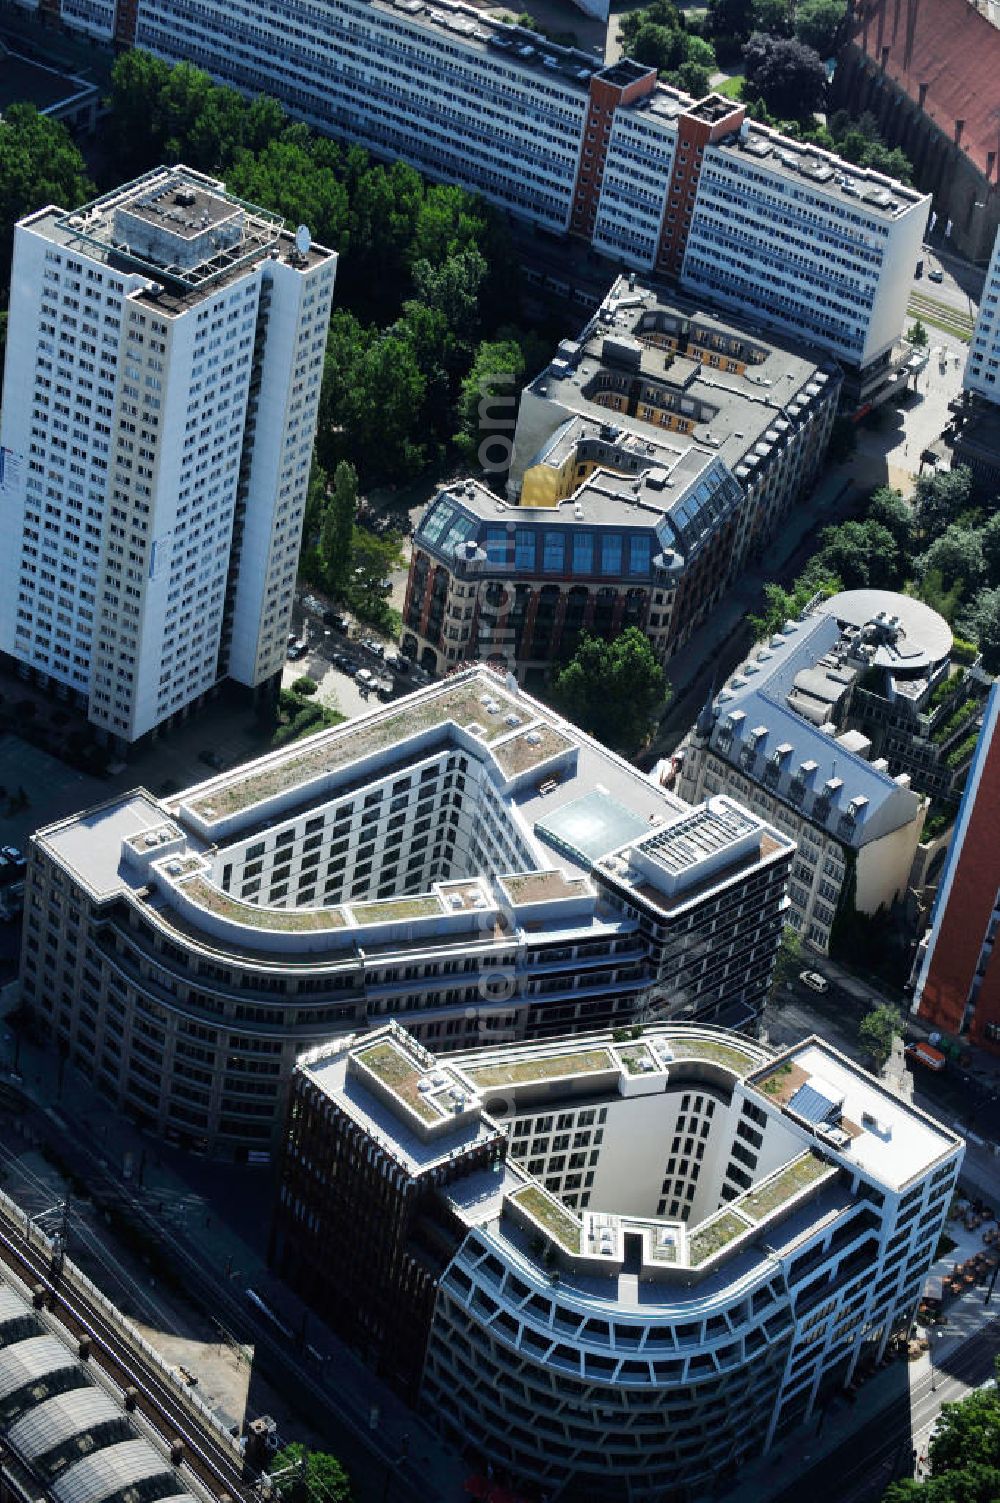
<box><xmin>294</xmin><ymin>224</ymin><xmax>311</xmax><ymax>256</ymax></box>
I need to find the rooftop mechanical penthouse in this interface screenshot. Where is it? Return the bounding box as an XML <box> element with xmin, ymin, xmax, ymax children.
<box><xmin>272</xmin><ymin>1021</ymin><xmax>963</xmax><ymax>1503</ymax></box>
<box><xmin>20</xmin><ymin>671</ymin><xmax>793</xmax><ymax>1156</ymax></box>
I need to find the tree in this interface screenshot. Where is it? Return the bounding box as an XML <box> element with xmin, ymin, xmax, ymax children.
<box><xmin>815</xmin><ymin>520</ymin><xmax>900</xmax><ymax>589</ymax></box>
<box><xmin>912</xmin><ymin>467</ymin><xmax>975</xmax><ymax>541</ymax></box>
<box><xmin>742</xmin><ymin>33</ymin><xmax>828</xmax><ymax>119</ymax></box>
<box><xmin>794</xmin><ymin>0</ymin><xmax>847</xmax><ymax>56</ymax></box>
<box><xmin>914</xmin><ymin>525</ymin><xmax>985</xmax><ymax>597</ymax></box>
<box><xmin>552</xmin><ymin>629</ymin><xmax>670</xmax><ymax>756</ymax></box>
<box><xmin>411</xmin><ymin>246</ymin><xmax>487</xmax><ymax>349</ymax></box>
<box><xmin>631</xmin><ymin>21</ymin><xmax>688</xmax><ymax>72</ymax></box>
<box><xmin>958</xmin><ymin>587</ymin><xmax>1000</xmax><ymax>672</ymax></box>
<box><xmin>0</xmin><ymin>104</ymin><xmax>94</xmax><ymax>285</ymax></box>
<box><xmin>908</xmin><ymin>318</ymin><xmax>929</xmax><ymax>348</ymax></box>
<box><xmin>858</xmin><ymin>1003</ymin><xmax>903</xmax><ymax>1069</ymax></box>
<box><xmin>705</xmin><ymin>0</ymin><xmax>755</xmax><ymax>42</ymax></box>
<box><xmin>226</xmin><ymin>139</ymin><xmax>349</xmax><ymax>250</ymax></box>
<box><xmin>320</xmin><ymin>461</ymin><xmax>358</xmax><ymax>594</ymax></box>
<box><xmin>980</xmin><ymin>511</ymin><xmax>1000</xmax><ymax>588</ymax></box>
<box><xmin>454</xmin><ymin>337</ymin><xmax>526</xmax><ymax>468</ymax></box>
<box><xmin>885</xmin><ymin>1362</ymin><xmax>1000</xmax><ymax>1503</ymax></box>
<box><xmin>271</xmin><ymin>1444</ymin><xmax>352</xmax><ymax>1503</ymax></box>
<box><xmin>770</xmin><ymin>926</ymin><xmax>801</xmax><ymax>1001</ymax></box>
<box><xmin>868</xmin><ymin>486</ymin><xmax>914</xmax><ymax>554</ymax></box>
<box><xmin>750</xmin><ymin>0</ymin><xmax>792</xmax><ymax>37</ymax></box>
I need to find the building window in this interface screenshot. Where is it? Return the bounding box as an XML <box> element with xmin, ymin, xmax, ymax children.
<box><xmin>601</xmin><ymin>535</ymin><xmax>623</xmax><ymax>575</ymax></box>
<box><xmin>543</xmin><ymin>532</ymin><xmax>564</xmax><ymax>573</ymax></box>
<box><xmin>515</xmin><ymin>529</ymin><xmax>535</xmax><ymax>570</ymax></box>
<box><xmin>629</xmin><ymin>536</ymin><xmax>651</xmax><ymax>575</ymax></box>
<box><xmin>572</xmin><ymin>532</ymin><xmax>593</xmax><ymax>574</ymax></box>
<box><xmin>485</xmin><ymin>526</ymin><xmax>507</xmax><ymax>565</ymax></box>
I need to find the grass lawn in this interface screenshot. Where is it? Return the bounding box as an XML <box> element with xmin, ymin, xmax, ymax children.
<box><xmin>714</xmin><ymin>75</ymin><xmax>744</xmax><ymax>99</ymax></box>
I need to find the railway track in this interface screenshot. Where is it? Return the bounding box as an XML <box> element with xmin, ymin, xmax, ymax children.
<box><xmin>0</xmin><ymin>1201</ymin><xmax>259</xmax><ymax>1503</ymax></box>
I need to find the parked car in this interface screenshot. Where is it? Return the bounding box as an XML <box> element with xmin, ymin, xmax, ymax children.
<box><xmin>355</xmin><ymin>668</ymin><xmax>376</xmax><ymax>688</ymax></box>
<box><xmin>396</xmin><ymin>655</ymin><xmax>412</xmax><ymax>676</ymax></box>
<box><xmin>928</xmin><ymin>267</ymin><xmax>944</xmax><ymax>283</ymax></box>
<box><xmin>323</xmin><ymin>610</ymin><xmax>349</xmax><ymax>633</ymax></box>
<box><xmin>799</xmin><ymin>970</ymin><xmax>829</xmax><ymax>994</ymax></box>
<box><xmin>287</xmin><ymin>640</ymin><xmax>307</xmax><ymax>661</ymax></box>
<box><xmin>1</xmin><ymin>847</ymin><xmax>25</xmax><ymax>865</ymax></box>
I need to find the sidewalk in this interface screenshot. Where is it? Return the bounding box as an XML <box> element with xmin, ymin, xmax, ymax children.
<box><xmin>722</xmin><ymin>1276</ymin><xmax>995</xmax><ymax>1503</ymax></box>
<box><xmin>1</xmin><ymin>1028</ymin><xmax>468</xmax><ymax>1503</ymax></box>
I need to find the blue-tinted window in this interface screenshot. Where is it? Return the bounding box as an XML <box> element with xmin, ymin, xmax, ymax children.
<box><xmin>486</xmin><ymin>526</ymin><xmax>508</xmax><ymax>565</ymax></box>
<box><xmin>515</xmin><ymin>529</ymin><xmax>535</xmax><ymax>570</ymax></box>
<box><xmin>601</xmin><ymin>535</ymin><xmax>623</xmax><ymax>575</ymax></box>
<box><xmin>572</xmin><ymin>533</ymin><xmax>594</xmax><ymax>574</ymax></box>
<box><xmin>543</xmin><ymin>532</ymin><xmax>565</xmax><ymax>573</ymax></box>
<box><xmin>629</xmin><ymin>536</ymin><xmax>651</xmax><ymax>575</ymax></box>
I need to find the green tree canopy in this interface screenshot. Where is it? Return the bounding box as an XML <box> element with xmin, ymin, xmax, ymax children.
<box><xmin>750</xmin><ymin>0</ymin><xmax>793</xmax><ymax>37</ymax></box>
<box><xmin>958</xmin><ymin>587</ymin><xmax>1000</xmax><ymax>673</ymax></box>
<box><xmin>794</xmin><ymin>0</ymin><xmax>847</xmax><ymax>55</ymax></box>
<box><xmin>770</xmin><ymin>927</ymin><xmax>802</xmax><ymax>1000</ymax></box>
<box><xmin>0</xmin><ymin>104</ymin><xmax>94</xmax><ymax>287</ymax></box>
<box><xmin>320</xmin><ymin>461</ymin><xmax>358</xmax><ymax>595</ymax></box>
<box><xmin>271</xmin><ymin>1444</ymin><xmax>352</xmax><ymax>1503</ymax></box>
<box><xmin>979</xmin><ymin>512</ymin><xmax>1000</xmax><ymax>587</ymax></box>
<box><xmin>226</xmin><ymin>138</ymin><xmax>349</xmax><ymax>250</ymax></box>
<box><xmin>885</xmin><ymin>1363</ymin><xmax>1000</xmax><ymax>1502</ymax></box>
<box><xmin>858</xmin><ymin>1003</ymin><xmax>903</xmax><ymax>1069</ymax></box>
<box><xmin>914</xmin><ymin>525</ymin><xmax>985</xmax><ymax>597</ymax></box>
<box><xmin>742</xmin><ymin>33</ymin><xmax>828</xmax><ymax>119</ymax></box>
<box><xmin>868</xmin><ymin>486</ymin><xmax>914</xmax><ymax>554</ymax></box>
<box><xmin>553</xmin><ymin>629</ymin><xmax>670</xmax><ymax>756</ymax></box>
<box><xmin>912</xmin><ymin>468</ymin><xmax>975</xmax><ymax>541</ymax></box>
<box><xmin>815</xmin><ymin>519</ymin><xmax>900</xmax><ymax>590</ymax></box>
<box><xmin>455</xmin><ymin>337</ymin><xmax>526</xmax><ymax>469</ymax></box>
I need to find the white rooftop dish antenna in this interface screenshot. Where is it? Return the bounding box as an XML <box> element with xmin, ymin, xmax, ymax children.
<box><xmin>294</xmin><ymin>224</ymin><xmax>312</xmax><ymax>256</ymax></box>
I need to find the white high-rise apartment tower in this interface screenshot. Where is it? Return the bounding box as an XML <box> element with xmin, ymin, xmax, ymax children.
<box><xmin>964</xmin><ymin>226</ymin><xmax>1000</xmax><ymax>403</ymax></box>
<box><xmin>0</xmin><ymin>166</ymin><xmax>336</xmax><ymax>746</ymax></box>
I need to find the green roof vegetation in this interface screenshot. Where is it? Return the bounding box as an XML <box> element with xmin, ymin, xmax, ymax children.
<box><xmin>467</xmin><ymin>1048</ymin><xmax>614</xmax><ymax>1088</ymax></box>
<box><xmin>500</xmin><ymin>871</ymin><xmax>588</xmax><ymax>904</ymax></box>
<box><xmin>183</xmin><ymin>876</ymin><xmax>346</xmax><ymax>931</ymax></box>
<box><xmin>512</xmin><ymin>1185</ymin><xmax>581</xmax><ymax>1252</ymax></box>
<box><xmin>188</xmin><ymin>680</ymin><xmax>519</xmax><ymax>820</ymax></box>
<box><xmin>617</xmin><ymin>1044</ymin><xmax>655</xmax><ymax>1075</ymax></box>
<box><xmin>688</xmin><ymin>1211</ymin><xmax>749</xmax><ymax>1266</ymax></box>
<box><xmin>492</xmin><ymin>724</ymin><xmax>573</xmax><ymax>776</ymax></box>
<box><xmin>670</xmin><ymin>1039</ymin><xmax>758</xmax><ymax>1075</ymax></box>
<box><xmin>350</xmin><ymin>894</ymin><xmax>442</xmax><ymax>923</ymax></box>
<box><xmin>739</xmin><ymin>1154</ymin><xmax>832</xmax><ymax>1222</ymax></box>
<box><xmin>760</xmin><ymin>1060</ymin><xmax>794</xmax><ymax>1098</ymax></box>
<box><xmin>355</xmin><ymin>1041</ymin><xmax>439</xmax><ymax>1124</ymax></box>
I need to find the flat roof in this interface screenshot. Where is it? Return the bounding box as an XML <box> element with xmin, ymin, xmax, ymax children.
<box><xmin>751</xmin><ymin>1038</ymin><xmax>960</xmax><ymax>1190</ymax></box>
<box><xmin>534</xmin><ymin>790</ymin><xmax>654</xmax><ymax>865</ymax></box>
<box><xmin>817</xmin><ymin>590</ymin><xmax>953</xmax><ymax>669</ymax></box>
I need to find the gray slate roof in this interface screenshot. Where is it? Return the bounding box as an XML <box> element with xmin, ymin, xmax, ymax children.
<box><xmin>704</xmin><ymin>615</ymin><xmax>921</xmax><ymax>847</ymax></box>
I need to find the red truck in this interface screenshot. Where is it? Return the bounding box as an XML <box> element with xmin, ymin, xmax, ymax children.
<box><xmin>905</xmin><ymin>1042</ymin><xmax>947</xmax><ymax>1073</ymax></box>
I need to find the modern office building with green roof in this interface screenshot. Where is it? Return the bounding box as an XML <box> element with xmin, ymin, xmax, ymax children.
<box><xmin>19</xmin><ymin>670</ymin><xmax>793</xmax><ymax>1156</ymax></box>
<box><xmin>272</xmin><ymin>1020</ymin><xmax>962</xmax><ymax>1501</ymax></box>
